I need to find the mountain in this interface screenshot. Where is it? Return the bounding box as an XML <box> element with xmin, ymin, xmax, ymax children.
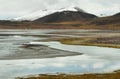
<box><xmin>14</xmin><ymin>7</ymin><xmax>81</xmax><ymax>21</ymax></box>
<box><xmin>113</xmin><ymin>12</ymin><xmax>120</xmax><ymax>17</ymax></box>
<box><xmin>0</xmin><ymin>7</ymin><xmax>119</xmax><ymax>30</ymax></box>
<box><xmin>34</xmin><ymin>10</ymin><xmax>97</xmax><ymax>23</ymax></box>
<box><xmin>90</xmin><ymin>12</ymin><xmax>120</xmax><ymax>26</ymax></box>
<box><xmin>14</xmin><ymin>6</ymin><xmax>97</xmax><ymax>22</ymax></box>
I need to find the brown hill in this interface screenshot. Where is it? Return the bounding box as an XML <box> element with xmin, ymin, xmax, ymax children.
<box><xmin>89</xmin><ymin>12</ymin><xmax>120</xmax><ymax>26</ymax></box>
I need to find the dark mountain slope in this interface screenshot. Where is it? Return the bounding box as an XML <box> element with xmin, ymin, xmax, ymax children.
<box><xmin>34</xmin><ymin>11</ymin><xmax>97</xmax><ymax>23</ymax></box>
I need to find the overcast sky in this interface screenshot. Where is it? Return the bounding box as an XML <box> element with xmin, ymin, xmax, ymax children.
<box><xmin>0</xmin><ymin>0</ymin><xmax>120</xmax><ymax>19</ymax></box>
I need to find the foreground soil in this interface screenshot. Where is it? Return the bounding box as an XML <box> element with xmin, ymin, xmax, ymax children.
<box><xmin>16</xmin><ymin>72</ymin><xmax>120</xmax><ymax>79</ymax></box>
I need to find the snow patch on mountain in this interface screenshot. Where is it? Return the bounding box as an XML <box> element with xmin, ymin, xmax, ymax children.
<box><xmin>14</xmin><ymin>7</ymin><xmax>84</xmax><ymax>21</ymax></box>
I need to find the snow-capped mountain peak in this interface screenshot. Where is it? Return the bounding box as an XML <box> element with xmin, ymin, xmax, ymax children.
<box><xmin>14</xmin><ymin>6</ymin><xmax>84</xmax><ymax>21</ymax></box>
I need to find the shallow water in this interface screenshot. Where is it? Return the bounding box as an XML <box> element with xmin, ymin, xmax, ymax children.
<box><xmin>0</xmin><ymin>30</ymin><xmax>120</xmax><ymax>79</ymax></box>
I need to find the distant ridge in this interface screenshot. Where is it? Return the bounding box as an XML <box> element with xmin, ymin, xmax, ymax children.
<box><xmin>90</xmin><ymin>12</ymin><xmax>120</xmax><ymax>26</ymax></box>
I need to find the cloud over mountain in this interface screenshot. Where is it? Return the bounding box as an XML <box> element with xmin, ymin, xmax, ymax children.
<box><xmin>0</xmin><ymin>0</ymin><xmax>120</xmax><ymax>19</ymax></box>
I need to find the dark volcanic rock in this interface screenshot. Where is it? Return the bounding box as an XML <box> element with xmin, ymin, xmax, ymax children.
<box><xmin>113</xmin><ymin>12</ymin><xmax>120</xmax><ymax>17</ymax></box>
<box><xmin>34</xmin><ymin>11</ymin><xmax>97</xmax><ymax>23</ymax></box>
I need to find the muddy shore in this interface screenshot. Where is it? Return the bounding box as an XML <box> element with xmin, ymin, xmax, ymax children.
<box><xmin>0</xmin><ymin>44</ymin><xmax>81</xmax><ymax>60</ymax></box>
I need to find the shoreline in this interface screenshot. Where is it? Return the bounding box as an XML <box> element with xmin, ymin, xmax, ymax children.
<box><xmin>16</xmin><ymin>71</ymin><xmax>120</xmax><ymax>79</ymax></box>
<box><xmin>57</xmin><ymin>37</ymin><xmax>120</xmax><ymax>48</ymax></box>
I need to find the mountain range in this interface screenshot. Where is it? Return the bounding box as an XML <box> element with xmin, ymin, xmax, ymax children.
<box><xmin>0</xmin><ymin>7</ymin><xmax>119</xmax><ymax>29</ymax></box>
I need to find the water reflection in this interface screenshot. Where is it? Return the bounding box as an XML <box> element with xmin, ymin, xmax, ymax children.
<box><xmin>0</xmin><ymin>41</ymin><xmax>120</xmax><ymax>79</ymax></box>
<box><xmin>0</xmin><ymin>55</ymin><xmax>120</xmax><ymax>79</ymax></box>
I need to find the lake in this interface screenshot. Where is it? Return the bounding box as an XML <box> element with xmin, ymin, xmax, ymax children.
<box><xmin>0</xmin><ymin>29</ymin><xmax>120</xmax><ymax>79</ymax></box>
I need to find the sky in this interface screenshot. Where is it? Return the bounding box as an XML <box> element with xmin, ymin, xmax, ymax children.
<box><xmin>0</xmin><ymin>0</ymin><xmax>120</xmax><ymax>20</ymax></box>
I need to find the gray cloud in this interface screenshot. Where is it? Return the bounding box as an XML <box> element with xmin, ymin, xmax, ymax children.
<box><xmin>0</xmin><ymin>0</ymin><xmax>120</xmax><ymax>19</ymax></box>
